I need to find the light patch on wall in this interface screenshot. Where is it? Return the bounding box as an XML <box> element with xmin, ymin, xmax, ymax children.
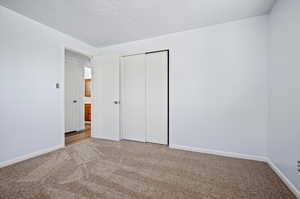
<box><xmin>84</xmin><ymin>67</ymin><xmax>92</xmax><ymax>79</ymax></box>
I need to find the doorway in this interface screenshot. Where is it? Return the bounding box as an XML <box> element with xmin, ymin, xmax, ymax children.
<box><xmin>64</xmin><ymin>49</ymin><xmax>92</xmax><ymax>145</ymax></box>
<box><xmin>83</xmin><ymin>66</ymin><xmax>92</xmax><ymax>139</ymax></box>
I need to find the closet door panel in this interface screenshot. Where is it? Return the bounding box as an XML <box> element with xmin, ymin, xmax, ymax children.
<box><xmin>121</xmin><ymin>54</ymin><xmax>146</xmax><ymax>142</ymax></box>
<box><xmin>146</xmin><ymin>51</ymin><xmax>168</xmax><ymax>145</ymax></box>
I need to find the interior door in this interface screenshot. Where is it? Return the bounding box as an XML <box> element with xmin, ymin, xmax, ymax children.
<box><xmin>92</xmin><ymin>55</ymin><xmax>120</xmax><ymax>140</ymax></box>
<box><xmin>65</xmin><ymin>61</ymin><xmax>84</xmax><ymax>132</ymax></box>
<box><xmin>146</xmin><ymin>51</ymin><xmax>168</xmax><ymax>144</ymax></box>
<box><xmin>121</xmin><ymin>54</ymin><xmax>147</xmax><ymax>142</ymax></box>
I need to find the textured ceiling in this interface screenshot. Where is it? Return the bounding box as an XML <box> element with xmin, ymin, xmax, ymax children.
<box><xmin>0</xmin><ymin>0</ymin><xmax>275</xmax><ymax>47</ymax></box>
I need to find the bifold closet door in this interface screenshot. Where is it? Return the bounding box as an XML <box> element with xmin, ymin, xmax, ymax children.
<box><xmin>121</xmin><ymin>54</ymin><xmax>147</xmax><ymax>142</ymax></box>
<box><xmin>146</xmin><ymin>51</ymin><xmax>168</xmax><ymax>145</ymax></box>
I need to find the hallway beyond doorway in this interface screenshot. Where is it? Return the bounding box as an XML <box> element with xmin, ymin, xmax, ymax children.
<box><xmin>65</xmin><ymin>123</ymin><xmax>91</xmax><ymax>145</ymax></box>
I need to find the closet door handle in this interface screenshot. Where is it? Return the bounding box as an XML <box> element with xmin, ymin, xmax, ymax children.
<box><xmin>113</xmin><ymin>100</ymin><xmax>120</xmax><ymax>104</ymax></box>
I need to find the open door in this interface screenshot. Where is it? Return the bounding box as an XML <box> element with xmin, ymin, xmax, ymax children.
<box><xmin>65</xmin><ymin>58</ymin><xmax>84</xmax><ymax>132</ymax></box>
<box><xmin>92</xmin><ymin>55</ymin><xmax>120</xmax><ymax>140</ymax></box>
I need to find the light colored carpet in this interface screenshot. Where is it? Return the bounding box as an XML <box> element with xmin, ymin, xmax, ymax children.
<box><xmin>0</xmin><ymin>138</ymin><xmax>296</xmax><ymax>199</ymax></box>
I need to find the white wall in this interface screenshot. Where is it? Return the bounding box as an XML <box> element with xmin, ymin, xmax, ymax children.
<box><xmin>98</xmin><ymin>16</ymin><xmax>269</xmax><ymax>157</ymax></box>
<box><xmin>0</xmin><ymin>5</ymin><xmax>96</xmax><ymax>164</ymax></box>
<box><xmin>269</xmin><ymin>0</ymin><xmax>300</xmax><ymax>191</ymax></box>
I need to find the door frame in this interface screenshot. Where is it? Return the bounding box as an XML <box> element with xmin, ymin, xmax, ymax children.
<box><xmin>120</xmin><ymin>49</ymin><xmax>170</xmax><ymax>146</ymax></box>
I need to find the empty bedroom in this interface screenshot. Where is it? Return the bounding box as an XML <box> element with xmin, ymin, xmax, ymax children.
<box><xmin>0</xmin><ymin>0</ymin><xmax>299</xmax><ymax>198</ymax></box>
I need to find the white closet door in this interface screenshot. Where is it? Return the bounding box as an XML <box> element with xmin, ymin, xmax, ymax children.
<box><xmin>65</xmin><ymin>61</ymin><xmax>84</xmax><ymax>132</ymax></box>
<box><xmin>121</xmin><ymin>54</ymin><xmax>146</xmax><ymax>142</ymax></box>
<box><xmin>92</xmin><ymin>55</ymin><xmax>120</xmax><ymax>140</ymax></box>
<box><xmin>146</xmin><ymin>51</ymin><xmax>168</xmax><ymax>145</ymax></box>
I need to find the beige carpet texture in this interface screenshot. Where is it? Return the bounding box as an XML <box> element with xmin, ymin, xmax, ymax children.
<box><xmin>0</xmin><ymin>139</ymin><xmax>296</xmax><ymax>199</ymax></box>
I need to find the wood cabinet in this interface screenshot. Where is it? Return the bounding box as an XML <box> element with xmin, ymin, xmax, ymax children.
<box><xmin>85</xmin><ymin>104</ymin><xmax>91</xmax><ymax>121</ymax></box>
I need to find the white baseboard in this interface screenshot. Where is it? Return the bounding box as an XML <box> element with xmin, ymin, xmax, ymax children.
<box><xmin>267</xmin><ymin>159</ymin><xmax>300</xmax><ymax>198</ymax></box>
<box><xmin>169</xmin><ymin>144</ymin><xmax>268</xmax><ymax>162</ymax></box>
<box><xmin>169</xmin><ymin>144</ymin><xmax>299</xmax><ymax>198</ymax></box>
<box><xmin>0</xmin><ymin>144</ymin><xmax>64</xmax><ymax>168</ymax></box>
